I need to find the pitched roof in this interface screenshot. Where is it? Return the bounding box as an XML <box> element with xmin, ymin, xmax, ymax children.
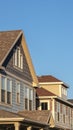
<box><xmin>0</xmin><ymin>109</ymin><xmax>52</xmax><ymax>126</ymax></box>
<box><xmin>0</xmin><ymin>110</ymin><xmax>20</xmax><ymax>118</ymax></box>
<box><xmin>68</xmin><ymin>99</ymin><xmax>73</xmax><ymax>104</ymax></box>
<box><xmin>0</xmin><ymin>30</ymin><xmax>38</xmax><ymax>85</ymax></box>
<box><xmin>18</xmin><ymin>110</ymin><xmax>51</xmax><ymax>124</ymax></box>
<box><xmin>36</xmin><ymin>87</ymin><xmax>56</xmax><ymax>97</ymax></box>
<box><xmin>0</xmin><ymin>30</ymin><xmax>22</xmax><ymax>65</ymax></box>
<box><xmin>37</xmin><ymin>75</ymin><xmax>61</xmax><ymax>83</ymax></box>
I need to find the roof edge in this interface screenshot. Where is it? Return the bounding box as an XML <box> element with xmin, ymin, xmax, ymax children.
<box><xmin>0</xmin><ymin>30</ymin><xmax>23</xmax><ymax>66</ymax></box>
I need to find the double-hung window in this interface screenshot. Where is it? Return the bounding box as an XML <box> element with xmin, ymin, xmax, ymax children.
<box><xmin>1</xmin><ymin>76</ymin><xmax>12</xmax><ymax>105</ymax></box>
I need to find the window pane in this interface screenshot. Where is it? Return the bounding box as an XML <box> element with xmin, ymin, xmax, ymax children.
<box><xmin>25</xmin><ymin>98</ymin><xmax>28</xmax><ymax>110</ymax></box>
<box><xmin>1</xmin><ymin>76</ymin><xmax>5</xmax><ymax>90</ymax></box>
<box><xmin>41</xmin><ymin>102</ymin><xmax>48</xmax><ymax>110</ymax></box>
<box><xmin>7</xmin><ymin>79</ymin><xmax>11</xmax><ymax>92</ymax></box>
<box><xmin>1</xmin><ymin>90</ymin><xmax>5</xmax><ymax>102</ymax></box>
<box><xmin>7</xmin><ymin>92</ymin><xmax>11</xmax><ymax>104</ymax></box>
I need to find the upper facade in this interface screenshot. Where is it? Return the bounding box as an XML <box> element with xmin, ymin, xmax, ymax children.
<box><xmin>0</xmin><ymin>30</ymin><xmax>38</xmax><ymax>112</ymax></box>
<box><xmin>38</xmin><ymin>75</ymin><xmax>69</xmax><ymax>100</ymax></box>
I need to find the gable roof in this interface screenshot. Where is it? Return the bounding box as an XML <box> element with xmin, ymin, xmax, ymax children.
<box><xmin>68</xmin><ymin>99</ymin><xmax>73</xmax><ymax>104</ymax></box>
<box><xmin>36</xmin><ymin>87</ymin><xmax>56</xmax><ymax>97</ymax></box>
<box><xmin>0</xmin><ymin>30</ymin><xmax>38</xmax><ymax>85</ymax></box>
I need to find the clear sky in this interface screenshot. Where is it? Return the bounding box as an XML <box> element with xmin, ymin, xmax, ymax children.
<box><xmin>0</xmin><ymin>0</ymin><xmax>73</xmax><ymax>98</ymax></box>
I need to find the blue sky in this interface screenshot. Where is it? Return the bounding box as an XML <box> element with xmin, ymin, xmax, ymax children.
<box><xmin>0</xmin><ymin>0</ymin><xmax>73</xmax><ymax>98</ymax></box>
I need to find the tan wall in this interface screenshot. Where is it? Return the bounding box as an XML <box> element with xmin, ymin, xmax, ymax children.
<box><xmin>40</xmin><ymin>84</ymin><xmax>60</xmax><ymax>96</ymax></box>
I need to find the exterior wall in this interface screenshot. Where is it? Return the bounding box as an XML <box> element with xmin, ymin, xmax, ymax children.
<box><xmin>54</xmin><ymin>99</ymin><xmax>73</xmax><ymax>130</ymax></box>
<box><xmin>0</xmin><ymin>74</ymin><xmax>36</xmax><ymax>113</ymax></box>
<box><xmin>40</xmin><ymin>84</ymin><xmax>60</xmax><ymax>97</ymax></box>
<box><xmin>0</xmin><ymin>37</ymin><xmax>36</xmax><ymax>112</ymax></box>
<box><xmin>2</xmin><ymin>37</ymin><xmax>33</xmax><ymax>83</ymax></box>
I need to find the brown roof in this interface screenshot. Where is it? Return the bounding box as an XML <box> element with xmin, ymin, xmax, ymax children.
<box><xmin>36</xmin><ymin>87</ymin><xmax>56</xmax><ymax>97</ymax></box>
<box><xmin>0</xmin><ymin>30</ymin><xmax>22</xmax><ymax>65</ymax></box>
<box><xmin>18</xmin><ymin>110</ymin><xmax>51</xmax><ymax>124</ymax></box>
<box><xmin>37</xmin><ymin>75</ymin><xmax>61</xmax><ymax>82</ymax></box>
<box><xmin>68</xmin><ymin>99</ymin><xmax>73</xmax><ymax>104</ymax></box>
<box><xmin>0</xmin><ymin>110</ymin><xmax>20</xmax><ymax>118</ymax></box>
<box><xmin>0</xmin><ymin>109</ymin><xmax>52</xmax><ymax>125</ymax></box>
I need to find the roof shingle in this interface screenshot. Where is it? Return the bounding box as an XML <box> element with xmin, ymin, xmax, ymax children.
<box><xmin>36</xmin><ymin>87</ymin><xmax>56</xmax><ymax>96</ymax></box>
<box><xmin>0</xmin><ymin>30</ymin><xmax>22</xmax><ymax>65</ymax></box>
<box><xmin>37</xmin><ymin>75</ymin><xmax>61</xmax><ymax>82</ymax></box>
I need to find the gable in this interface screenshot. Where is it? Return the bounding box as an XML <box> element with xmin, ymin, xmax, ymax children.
<box><xmin>0</xmin><ymin>30</ymin><xmax>38</xmax><ymax>85</ymax></box>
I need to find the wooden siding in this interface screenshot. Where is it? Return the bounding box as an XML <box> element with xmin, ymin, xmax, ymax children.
<box><xmin>0</xmin><ymin>77</ymin><xmax>36</xmax><ymax>112</ymax></box>
<box><xmin>2</xmin><ymin>37</ymin><xmax>33</xmax><ymax>83</ymax></box>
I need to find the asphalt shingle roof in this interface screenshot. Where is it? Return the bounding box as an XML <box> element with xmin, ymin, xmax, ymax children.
<box><xmin>37</xmin><ymin>75</ymin><xmax>61</xmax><ymax>83</ymax></box>
<box><xmin>18</xmin><ymin>110</ymin><xmax>51</xmax><ymax>124</ymax></box>
<box><xmin>0</xmin><ymin>30</ymin><xmax>22</xmax><ymax>65</ymax></box>
<box><xmin>36</xmin><ymin>87</ymin><xmax>56</xmax><ymax>96</ymax></box>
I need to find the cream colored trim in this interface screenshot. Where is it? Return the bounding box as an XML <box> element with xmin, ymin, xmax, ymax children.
<box><xmin>39</xmin><ymin>82</ymin><xmax>69</xmax><ymax>88</ymax></box>
<box><xmin>21</xmin><ymin>34</ymin><xmax>38</xmax><ymax>86</ymax></box>
<box><xmin>37</xmin><ymin>96</ymin><xmax>57</xmax><ymax>99</ymax></box>
<box><xmin>0</xmin><ymin>118</ymin><xmax>24</xmax><ymax>121</ymax></box>
<box><xmin>0</xmin><ymin>31</ymin><xmax>23</xmax><ymax>66</ymax></box>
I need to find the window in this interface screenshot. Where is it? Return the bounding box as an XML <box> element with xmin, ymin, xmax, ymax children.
<box><xmin>16</xmin><ymin>82</ymin><xmax>20</xmax><ymax>104</ymax></box>
<box><xmin>14</xmin><ymin>47</ymin><xmax>23</xmax><ymax>70</ymax></box>
<box><xmin>1</xmin><ymin>76</ymin><xmax>12</xmax><ymax>104</ymax></box>
<box><xmin>29</xmin><ymin>89</ymin><xmax>33</xmax><ymax>110</ymax></box>
<box><xmin>41</xmin><ymin>102</ymin><xmax>48</xmax><ymax>110</ymax></box>
<box><xmin>7</xmin><ymin>79</ymin><xmax>12</xmax><ymax>104</ymax></box>
<box><xmin>1</xmin><ymin>76</ymin><xmax>6</xmax><ymax>102</ymax></box>
<box><xmin>25</xmin><ymin>87</ymin><xmax>29</xmax><ymax>110</ymax></box>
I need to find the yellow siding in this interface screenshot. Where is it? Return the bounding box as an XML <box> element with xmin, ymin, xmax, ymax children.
<box><xmin>40</xmin><ymin>84</ymin><xmax>60</xmax><ymax>96</ymax></box>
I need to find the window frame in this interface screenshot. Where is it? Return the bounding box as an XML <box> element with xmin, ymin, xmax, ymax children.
<box><xmin>0</xmin><ymin>75</ymin><xmax>12</xmax><ymax>105</ymax></box>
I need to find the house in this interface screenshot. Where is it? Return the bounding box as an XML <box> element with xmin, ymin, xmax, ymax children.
<box><xmin>36</xmin><ymin>75</ymin><xmax>73</xmax><ymax>130</ymax></box>
<box><xmin>0</xmin><ymin>30</ymin><xmax>52</xmax><ymax>130</ymax></box>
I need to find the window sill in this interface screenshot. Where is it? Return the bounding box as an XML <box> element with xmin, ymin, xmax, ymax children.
<box><xmin>0</xmin><ymin>102</ymin><xmax>12</xmax><ymax>108</ymax></box>
<box><xmin>13</xmin><ymin>65</ymin><xmax>23</xmax><ymax>72</ymax></box>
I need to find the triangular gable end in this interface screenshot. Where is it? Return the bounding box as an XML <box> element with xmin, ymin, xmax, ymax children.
<box><xmin>48</xmin><ymin>114</ymin><xmax>55</xmax><ymax>128</ymax></box>
<box><xmin>21</xmin><ymin>32</ymin><xmax>38</xmax><ymax>86</ymax></box>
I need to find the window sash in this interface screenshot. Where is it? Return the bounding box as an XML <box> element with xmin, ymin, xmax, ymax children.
<box><xmin>1</xmin><ymin>76</ymin><xmax>5</xmax><ymax>90</ymax></box>
<box><xmin>25</xmin><ymin>98</ymin><xmax>28</xmax><ymax>110</ymax></box>
<box><xmin>1</xmin><ymin>90</ymin><xmax>5</xmax><ymax>102</ymax></box>
<box><xmin>7</xmin><ymin>92</ymin><xmax>11</xmax><ymax>104</ymax></box>
<box><xmin>41</xmin><ymin>102</ymin><xmax>48</xmax><ymax>110</ymax></box>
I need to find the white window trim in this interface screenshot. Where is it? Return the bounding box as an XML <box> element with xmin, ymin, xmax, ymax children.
<box><xmin>0</xmin><ymin>75</ymin><xmax>12</xmax><ymax>105</ymax></box>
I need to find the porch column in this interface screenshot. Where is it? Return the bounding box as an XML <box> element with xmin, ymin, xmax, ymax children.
<box><xmin>39</xmin><ymin>128</ymin><xmax>43</xmax><ymax>130</ymax></box>
<box><xmin>14</xmin><ymin>122</ymin><xmax>20</xmax><ymax>130</ymax></box>
<box><xmin>27</xmin><ymin>126</ymin><xmax>32</xmax><ymax>130</ymax></box>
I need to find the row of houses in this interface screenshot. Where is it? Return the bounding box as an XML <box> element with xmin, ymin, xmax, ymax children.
<box><xmin>0</xmin><ymin>30</ymin><xmax>73</xmax><ymax>130</ymax></box>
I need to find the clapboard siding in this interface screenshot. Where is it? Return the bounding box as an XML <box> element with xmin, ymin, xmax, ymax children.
<box><xmin>3</xmin><ymin>37</ymin><xmax>33</xmax><ymax>83</ymax></box>
<box><xmin>0</xmin><ymin>76</ymin><xmax>36</xmax><ymax>113</ymax></box>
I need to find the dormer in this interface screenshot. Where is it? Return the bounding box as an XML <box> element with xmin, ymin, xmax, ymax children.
<box><xmin>37</xmin><ymin>75</ymin><xmax>69</xmax><ymax>100</ymax></box>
